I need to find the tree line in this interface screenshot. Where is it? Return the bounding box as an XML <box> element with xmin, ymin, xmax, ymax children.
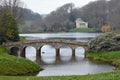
<box><xmin>77</xmin><ymin>0</ymin><xmax>120</xmax><ymax>32</ymax></box>
<box><xmin>20</xmin><ymin>0</ymin><xmax>120</xmax><ymax>33</ymax></box>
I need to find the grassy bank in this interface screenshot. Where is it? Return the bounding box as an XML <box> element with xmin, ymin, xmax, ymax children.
<box><xmin>0</xmin><ymin>71</ymin><xmax>120</xmax><ymax>80</ymax></box>
<box><xmin>70</xmin><ymin>28</ymin><xmax>94</xmax><ymax>32</ymax></box>
<box><xmin>0</xmin><ymin>45</ymin><xmax>42</xmax><ymax>76</ymax></box>
<box><xmin>86</xmin><ymin>51</ymin><xmax>120</xmax><ymax>69</ymax></box>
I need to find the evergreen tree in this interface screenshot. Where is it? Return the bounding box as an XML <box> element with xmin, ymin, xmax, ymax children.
<box><xmin>0</xmin><ymin>12</ymin><xmax>19</xmax><ymax>44</ymax></box>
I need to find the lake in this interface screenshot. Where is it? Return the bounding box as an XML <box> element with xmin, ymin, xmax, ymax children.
<box><xmin>20</xmin><ymin>32</ymin><xmax>114</xmax><ymax>76</ymax></box>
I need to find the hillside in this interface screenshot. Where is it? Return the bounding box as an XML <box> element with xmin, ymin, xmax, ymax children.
<box><xmin>0</xmin><ymin>45</ymin><xmax>42</xmax><ymax>76</ymax></box>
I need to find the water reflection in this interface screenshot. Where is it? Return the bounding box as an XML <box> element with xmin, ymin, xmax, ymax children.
<box><xmin>41</xmin><ymin>45</ymin><xmax>56</xmax><ymax>64</ymax></box>
<box><xmin>25</xmin><ymin>45</ymin><xmax>114</xmax><ymax>76</ymax></box>
<box><xmin>60</xmin><ymin>46</ymin><xmax>72</xmax><ymax>62</ymax></box>
<box><xmin>23</xmin><ymin>33</ymin><xmax>114</xmax><ymax>76</ymax></box>
<box><xmin>20</xmin><ymin>32</ymin><xmax>100</xmax><ymax>42</ymax></box>
<box><xmin>75</xmin><ymin>47</ymin><xmax>85</xmax><ymax>58</ymax></box>
<box><xmin>37</xmin><ymin>59</ymin><xmax>114</xmax><ymax>76</ymax></box>
<box><xmin>25</xmin><ymin>46</ymin><xmax>36</xmax><ymax>61</ymax></box>
<box><xmin>25</xmin><ymin>45</ymin><xmax>86</xmax><ymax>64</ymax></box>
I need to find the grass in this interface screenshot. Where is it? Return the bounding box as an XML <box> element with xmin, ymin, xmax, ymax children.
<box><xmin>0</xmin><ymin>45</ymin><xmax>8</xmax><ymax>55</ymax></box>
<box><xmin>0</xmin><ymin>45</ymin><xmax>42</xmax><ymax>76</ymax></box>
<box><xmin>70</xmin><ymin>28</ymin><xmax>94</xmax><ymax>32</ymax></box>
<box><xmin>0</xmin><ymin>71</ymin><xmax>120</xmax><ymax>80</ymax></box>
<box><xmin>19</xmin><ymin>36</ymin><xmax>26</xmax><ymax>41</ymax></box>
<box><xmin>86</xmin><ymin>51</ymin><xmax>120</xmax><ymax>69</ymax></box>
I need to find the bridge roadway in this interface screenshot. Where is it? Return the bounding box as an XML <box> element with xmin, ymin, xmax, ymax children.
<box><xmin>3</xmin><ymin>39</ymin><xmax>88</xmax><ymax>64</ymax></box>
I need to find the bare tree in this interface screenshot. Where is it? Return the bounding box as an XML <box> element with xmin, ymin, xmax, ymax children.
<box><xmin>107</xmin><ymin>0</ymin><xmax>120</xmax><ymax>30</ymax></box>
<box><xmin>44</xmin><ymin>3</ymin><xmax>76</xmax><ymax>32</ymax></box>
<box><xmin>1</xmin><ymin>0</ymin><xmax>26</xmax><ymax>23</ymax></box>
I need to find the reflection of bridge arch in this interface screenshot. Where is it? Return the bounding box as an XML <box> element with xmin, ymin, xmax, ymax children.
<box><xmin>25</xmin><ymin>46</ymin><xmax>36</xmax><ymax>61</ymax></box>
<box><xmin>40</xmin><ymin>45</ymin><xmax>56</xmax><ymax>64</ymax></box>
<box><xmin>3</xmin><ymin>39</ymin><xmax>88</xmax><ymax>64</ymax></box>
<box><xmin>59</xmin><ymin>45</ymin><xmax>72</xmax><ymax>62</ymax></box>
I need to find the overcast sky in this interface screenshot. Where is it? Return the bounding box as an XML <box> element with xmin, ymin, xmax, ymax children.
<box><xmin>21</xmin><ymin>0</ymin><xmax>97</xmax><ymax>14</ymax></box>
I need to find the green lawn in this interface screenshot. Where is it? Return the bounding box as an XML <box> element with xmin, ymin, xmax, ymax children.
<box><xmin>0</xmin><ymin>71</ymin><xmax>120</xmax><ymax>80</ymax></box>
<box><xmin>70</xmin><ymin>28</ymin><xmax>94</xmax><ymax>32</ymax></box>
<box><xmin>86</xmin><ymin>51</ymin><xmax>120</xmax><ymax>69</ymax></box>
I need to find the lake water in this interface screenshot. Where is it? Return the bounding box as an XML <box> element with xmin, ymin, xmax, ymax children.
<box><xmin>20</xmin><ymin>32</ymin><xmax>114</xmax><ymax>76</ymax></box>
<box><xmin>20</xmin><ymin>32</ymin><xmax>100</xmax><ymax>42</ymax></box>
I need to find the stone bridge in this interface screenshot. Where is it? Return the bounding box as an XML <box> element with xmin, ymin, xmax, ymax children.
<box><xmin>3</xmin><ymin>39</ymin><xmax>88</xmax><ymax>64</ymax></box>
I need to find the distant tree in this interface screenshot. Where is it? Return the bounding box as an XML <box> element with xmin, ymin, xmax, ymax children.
<box><xmin>24</xmin><ymin>9</ymin><xmax>42</xmax><ymax>21</ymax></box>
<box><xmin>8</xmin><ymin>0</ymin><xmax>120</xmax><ymax>33</ymax></box>
<box><xmin>0</xmin><ymin>12</ymin><xmax>19</xmax><ymax>44</ymax></box>
<box><xmin>107</xmin><ymin>0</ymin><xmax>120</xmax><ymax>30</ymax></box>
<box><xmin>45</xmin><ymin>3</ymin><xmax>76</xmax><ymax>32</ymax></box>
<box><xmin>44</xmin><ymin>1</ymin><xmax>110</xmax><ymax>32</ymax></box>
<box><xmin>80</xmin><ymin>0</ymin><xmax>108</xmax><ymax>32</ymax></box>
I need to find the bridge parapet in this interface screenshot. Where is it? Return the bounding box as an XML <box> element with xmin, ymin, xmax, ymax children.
<box><xmin>3</xmin><ymin>39</ymin><xmax>88</xmax><ymax>49</ymax></box>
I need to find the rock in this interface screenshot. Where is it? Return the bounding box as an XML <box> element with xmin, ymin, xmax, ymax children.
<box><xmin>88</xmin><ymin>32</ymin><xmax>120</xmax><ymax>52</ymax></box>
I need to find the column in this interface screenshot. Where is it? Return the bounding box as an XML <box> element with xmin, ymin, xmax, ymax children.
<box><xmin>84</xmin><ymin>47</ymin><xmax>86</xmax><ymax>58</ymax></box>
<box><xmin>18</xmin><ymin>50</ymin><xmax>21</xmax><ymax>57</ymax></box>
<box><xmin>36</xmin><ymin>48</ymin><xmax>41</xmax><ymax>65</ymax></box>
<box><xmin>56</xmin><ymin>48</ymin><xmax>60</xmax><ymax>64</ymax></box>
<box><xmin>20</xmin><ymin>48</ymin><xmax>26</xmax><ymax>58</ymax></box>
<box><xmin>72</xmin><ymin>48</ymin><xmax>76</xmax><ymax>62</ymax></box>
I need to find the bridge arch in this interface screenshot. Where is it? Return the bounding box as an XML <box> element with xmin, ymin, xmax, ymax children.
<box><xmin>25</xmin><ymin>46</ymin><xmax>37</xmax><ymax>61</ymax></box>
<box><xmin>40</xmin><ymin>45</ymin><xmax>56</xmax><ymax>54</ymax></box>
<box><xmin>75</xmin><ymin>46</ymin><xmax>85</xmax><ymax>52</ymax></box>
<box><xmin>21</xmin><ymin>46</ymin><xmax>36</xmax><ymax>58</ymax></box>
<box><xmin>10</xmin><ymin>47</ymin><xmax>20</xmax><ymax>56</ymax></box>
<box><xmin>75</xmin><ymin>47</ymin><xmax>85</xmax><ymax>56</ymax></box>
<box><xmin>59</xmin><ymin>45</ymin><xmax>72</xmax><ymax>62</ymax></box>
<box><xmin>40</xmin><ymin>45</ymin><xmax>56</xmax><ymax>64</ymax></box>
